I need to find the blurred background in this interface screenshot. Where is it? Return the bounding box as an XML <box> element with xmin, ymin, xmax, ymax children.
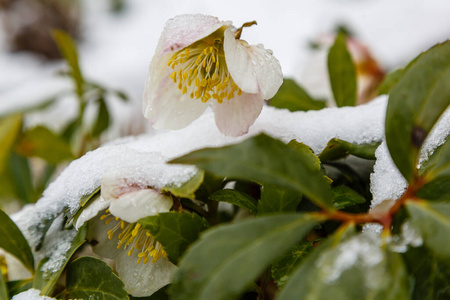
<box><xmin>0</xmin><ymin>0</ymin><xmax>449</xmax><ymax>213</ymax></box>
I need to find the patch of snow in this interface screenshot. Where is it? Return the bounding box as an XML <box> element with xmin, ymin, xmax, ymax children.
<box><xmin>389</xmin><ymin>221</ymin><xmax>423</xmax><ymax>253</ymax></box>
<box><xmin>11</xmin><ymin>288</ymin><xmax>55</xmax><ymax>300</ymax></box>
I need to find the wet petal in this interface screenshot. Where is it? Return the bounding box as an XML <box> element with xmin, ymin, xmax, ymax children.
<box><xmin>109</xmin><ymin>189</ymin><xmax>173</xmax><ymax>223</ymax></box>
<box><xmin>115</xmin><ymin>250</ymin><xmax>177</xmax><ymax>297</ymax></box>
<box><xmin>211</xmin><ymin>92</ymin><xmax>264</xmax><ymax>136</ymax></box>
<box><xmin>224</xmin><ymin>28</ymin><xmax>283</xmax><ymax>99</ymax></box>
<box><xmin>87</xmin><ymin>213</ymin><xmax>122</xmax><ymax>259</ymax></box>
<box><xmin>75</xmin><ymin>196</ymin><xmax>110</xmax><ymax>230</ymax></box>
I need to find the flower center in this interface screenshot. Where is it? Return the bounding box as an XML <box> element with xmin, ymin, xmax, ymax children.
<box><xmin>167</xmin><ymin>31</ymin><xmax>242</xmax><ymax>104</ymax></box>
<box><xmin>100</xmin><ymin>210</ymin><xmax>168</xmax><ymax>264</ymax></box>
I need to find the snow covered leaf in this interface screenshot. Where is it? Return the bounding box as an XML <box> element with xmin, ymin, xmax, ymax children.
<box><xmin>385</xmin><ymin>41</ymin><xmax>450</xmax><ymax>183</ymax></box>
<box><xmin>406</xmin><ymin>201</ymin><xmax>450</xmax><ymax>259</ymax></box>
<box><xmin>327</xmin><ymin>32</ymin><xmax>357</xmax><ymax>107</ymax></box>
<box><xmin>271</xmin><ymin>241</ymin><xmax>313</xmax><ymax>287</ymax></box>
<box><xmin>257</xmin><ymin>184</ymin><xmax>302</xmax><ymax>215</ymax></box>
<box><xmin>138</xmin><ymin>212</ymin><xmax>209</xmax><ymax>264</ymax></box>
<box><xmin>332</xmin><ymin>186</ymin><xmax>366</xmax><ymax>210</ymax></box>
<box><xmin>61</xmin><ymin>256</ymin><xmax>128</xmax><ymax>300</ymax></box>
<box><xmin>279</xmin><ymin>225</ymin><xmax>410</xmax><ymax>300</ymax></box>
<box><xmin>15</xmin><ymin>126</ymin><xmax>74</xmax><ymax>165</ymax></box>
<box><xmin>0</xmin><ymin>114</ymin><xmax>22</xmax><ymax>172</ymax></box>
<box><xmin>0</xmin><ymin>209</ymin><xmax>34</xmax><ymax>272</ymax></box>
<box><xmin>319</xmin><ymin>138</ymin><xmax>380</xmax><ymax>161</ymax></box>
<box><xmin>171</xmin><ymin>134</ymin><xmax>334</xmax><ymax>210</ymax></box>
<box><xmin>170</xmin><ymin>213</ymin><xmax>321</xmax><ymax>300</ymax></box>
<box><xmin>269</xmin><ymin>78</ymin><xmax>326</xmax><ymax>111</ymax></box>
<box><xmin>33</xmin><ymin>225</ymin><xmax>87</xmax><ymax>295</ymax></box>
<box><xmin>419</xmin><ymin>135</ymin><xmax>450</xmax><ymax>181</ymax></box>
<box><xmin>5</xmin><ymin>280</ymin><xmax>33</xmax><ymax>299</ymax></box>
<box><xmin>209</xmin><ymin>189</ymin><xmax>257</xmax><ymax>214</ymax></box>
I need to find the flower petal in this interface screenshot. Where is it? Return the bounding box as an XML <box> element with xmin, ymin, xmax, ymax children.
<box><xmin>211</xmin><ymin>92</ymin><xmax>264</xmax><ymax>136</ymax></box>
<box><xmin>75</xmin><ymin>196</ymin><xmax>110</xmax><ymax>230</ymax></box>
<box><xmin>143</xmin><ymin>66</ymin><xmax>208</xmax><ymax>130</ymax></box>
<box><xmin>109</xmin><ymin>189</ymin><xmax>173</xmax><ymax>223</ymax></box>
<box><xmin>159</xmin><ymin>14</ymin><xmax>231</xmax><ymax>56</ymax></box>
<box><xmin>115</xmin><ymin>250</ymin><xmax>177</xmax><ymax>297</ymax></box>
<box><xmin>224</xmin><ymin>28</ymin><xmax>283</xmax><ymax>99</ymax></box>
<box><xmin>87</xmin><ymin>212</ymin><xmax>122</xmax><ymax>259</ymax></box>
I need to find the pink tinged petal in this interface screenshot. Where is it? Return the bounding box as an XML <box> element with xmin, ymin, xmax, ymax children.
<box><xmin>75</xmin><ymin>196</ymin><xmax>110</xmax><ymax>230</ymax></box>
<box><xmin>159</xmin><ymin>14</ymin><xmax>231</xmax><ymax>56</ymax></box>
<box><xmin>143</xmin><ymin>65</ymin><xmax>208</xmax><ymax>130</ymax></box>
<box><xmin>224</xmin><ymin>28</ymin><xmax>283</xmax><ymax>99</ymax></box>
<box><xmin>115</xmin><ymin>251</ymin><xmax>177</xmax><ymax>297</ymax></box>
<box><xmin>212</xmin><ymin>92</ymin><xmax>264</xmax><ymax>136</ymax></box>
<box><xmin>101</xmin><ymin>174</ymin><xmax>142</xmax><ymax>201</ymax></box>
<box><xmin>108</xmin><ymin>189</ymin><xmax>173</xmax><ymax>223</ymax></box>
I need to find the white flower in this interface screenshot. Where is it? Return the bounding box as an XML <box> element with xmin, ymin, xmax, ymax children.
<box><xmin>143</xmin><ymin>14</ymin><xmax>283</xmax><ymax>137</ymax></box>
<box><xmin>76</xmin><ymin>174</ymin><xmax>177</xmax><ymax>297</ymax></box>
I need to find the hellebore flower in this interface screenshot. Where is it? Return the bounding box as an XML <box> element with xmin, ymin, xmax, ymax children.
<box><xmin>75</xmin><ymin>174</ymin><xmax>177</xmax><ymax>297</ymax></box>
<box><xmin>143</xmin><ymin>14</ymin><xmax>283</xmax><ymax>136</ymax></box>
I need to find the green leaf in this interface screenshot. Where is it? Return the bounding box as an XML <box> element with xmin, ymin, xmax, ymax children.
<box><xmin>0</xmin><ymin>209</ymin><xmax>34</xmax><ymax>272</ymax></box>
<box><xmin>416</xmin><ymin>176</ymin><xmax>450</xmax><ymax>201</ymax></box>
<box><xmin>194</xmin><ymin>172</ymin><xmax>224</xmax><ymax>202</ymax></box>
<box><xmin>0</xmin><ymin>152</ymin><xmax>35</xmax><ymax>204</ymax></box>
<box><xmin>209</xmin><ymin>189</ymin><xmax>257</xmax><ymax>214</ymax></box>
<box><xmin>92</xmin><ymin>98</ymin><xmax>110</xmax><ymax>137</ymax></box>
<box><xmin>385</xmin><ymin>41</ymin><xmax>450</xmax><ymax>183</ymax></box>
<box><xmin>52</xmin><ymin>30</ymin><xmax>84</xmax><ymax>97</ymax></box>
<box><xmin>62</xmin><ymin>256</ymin><xmax>128</xmax><ymax>300</ymax></box>
<box><xmin>258</xmin><ymin>184</ymin><xmax>302</xmax><ymax>215</ymax></box>
<box><xmin>332</xmin><ymin>185</ymin><xmax>366</xmax><ymax>210</ymax></box>
<box><xmin>269</xmin><ymin>78</ymin><xmax>326</xmax><ymax>111</ymax></box>
<box><xmin>15</xmin><ymin>126</ymin><xmax>74</xmax><ymax>165</ymax></box>
<box><xmin>33</xmin><ymin>225</ymin><xmax>87</xmax><ymax>295</ymax></box>
<box><xmin>0</xmin><ymin>114</ymin><xmax>22</xmax><ymax>172</ymax></box>
<box><xmin>419</xmin><ymin>136</ymin><xmax>450</xmax><ymax>181</ymax></box>
<box><xmin>377</xmin><ymin>68</ymin><xmax>405</xmax><ymax>95</ymax></box>
<box><xmin>162</xmin><ymin>171</ymin><xmax>204</xmax><ymax>199</ymax></box>
<box><xmin>0</xmin><ymin>265</ymin><xmax>7</xmax><ymax>300</ymax></box>
<box><xmin>170</xmin><ymin>134</ymin><xmax>334</xmax><ymax>210</ymax></box>
<box><xmin>138</xmin><ymin>212</ymin><xmax>209</xmax><ymax>264</ymax></box>
<box><xmin>327</xmin><ymin>32</ymin><xmax>357</xmax><ymax>107</ymax></box>
<box><xmin>319</xmin><ymin>138</ymin><xmax>380</xmax><ymax>161</ymax></box>
<box><xmin>271</xmin><ymin>241</ymin><xmax>313</xmax><ymax>287</ymax></box>
<box><xmin>170</xmin><ymin>213</ymin><xmax>322</xmax><ymax>300</ymax></box>
<box><xmin>279</xmin><ymin>226</ymin><xmax>409</xmax><ymax>300</ymax></box>
<box><xmin>403</xmin><ymin>246</ymin><xmax>450</xmax><ymax>300</ymax></box>
<box><xmin>406</xmin><ymin>201</ymin><xmax>450</xmax><ymax>259</ymax></box>
<box><xmin>6</xmin><ymin>279</ymin><xmax>33</xmax><ymax>299</ymax></box>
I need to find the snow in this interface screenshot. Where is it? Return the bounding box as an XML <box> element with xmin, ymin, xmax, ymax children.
<box><xmin>12</xmin><ymin>96</ymin><xmax>387</xmax><ymax>248</ymax></box>
<box><xmin>11</xmin><ymin>289</ymin><xmax>54</xmax><ymax>300</ymax></box>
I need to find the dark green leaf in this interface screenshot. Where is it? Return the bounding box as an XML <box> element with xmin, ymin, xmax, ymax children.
<box><xmin>269</xmin><ymin>78</ymin><xmax>326</xmax><ymax>111</ymax></box>
<box><xmin>33</xmin><ymin>225</ymin><xmax>87</xmax><ymax>295</ymax></box>
<box><xmin>52</xmin><ymin>30</ymin><xmax>84</xmax><ymax>97</ymax></box>
<box><xmin>332</xmin><ymin>185</ymin><xmax>366</xmax><ymax>210</ymax></box>
<box><xmin>170</xmin><ymin>134</ymin><xmax>334</xmax><ymax>210</ymax></box>
<box><xmin>0</xmin><ymin>209</ymin><xmax>34</xmax><ymax>272</ymax></box>
<box><xmin>385</xmin><ymin>41</ymin><xmax>450</xmax><ymax>183</ymax></box>
<box><xmin>115</xmin><ymin>90</ymin><xmax>129</xmax><ymax>102</ymax></box>
<box><xmin>15</xmin><ymin>126</ymin><xmax>74</xmax><ymax>165</ymax></box>
<box><xmin>194</xmin><ymin>172</ymin><xmax>224</xmax><ymax>202</ymax></box>
<box><xmin>6</xmin><ymin>279</ymin><xmax>33</xmax><ymax>299</ymax></box>
<box><xmin>0</xmin><ymin>265</ymin><xmax>7</xmax><ymax>300</ymax></box>
<box><xmin>319</xmin><ymin>138</ymin><xmax>380</xmax><ymax>161</ymax></box>
<box><xmin>209</xmin><ymin>189</ymin><xmax>257</xmax><ymax>214</ymax></box>
<box><xmin>62</xmin><ymin>256</ymin><xmax>128</xmax><ymax>300</ymax></box>
<box><xmin>327</xmin><ymin>32</ymin><xmax>357</xmax><ymax>107</ymax></box>
<box><xmin>258</xmin><ymin>184</ymin><xmax>302</xmax><ymax>215</ymax></box>
<box><xmin>0</xmin><ymin>114</ymin><xmax>22</xmax><ymax>172</ymax></box>
<box><xmin>162</xmin><ymin>171</ymin><xmax>204</xmax><ymax>199</ymax></box>
<box><xmin>1</xmin><ymin>152</ymin><xmax>35</xmax><ymax>204</ymax></box>
<box><xmin>403</xmin><ymin>246</ymin><xmax>450</xmax><ymax>300</ymax></box>
<box><xmin>139</xmin><ymin>212</ymin><xmax>209</xmax><ymax>264</ymax></box>
<box><xmin>61</xmin><ymin>118</ymin><xmax>78</xmax><ymax>142</ymax></box>
<box><xmin>419</xmin><ymin>136</ymin><xmax>450</xmax><ymax>181</ymax></box>
<box><xmin>170</xmin><ymin>213</ymin><xmax>322</xmax><ymax>300</ymax></box>
<box><xmin>417</xmin><ymin>176</ymin><xmax>450</xmax><ymax>201</ymax></box>
<box><xmin>129</xmin><ymin>285</ymin><xmax>169</xmax><ymax>300</ymax></box>
<box><xmin>271</xmin><ymin>241</ymin><xmax>313</xmax><ymax>287</ymax></box>
<box><xmin>279</xmin><ymin>226</ymin><xmax>409</xmax><ymax>300</ymax></box>
<box><xmin>377</xmin><ymin>68</ymin><xmax>405</xmax><ymax>95</ymax></box>
<box><xmin>406</xmin><ymin>201</ymin><xmax>450</xmax><ymax>259</ymax></box>
<box><xmin>92</xmin><ymin>98</ymin><xmax>110</xmax><ymax>137</ymax></box>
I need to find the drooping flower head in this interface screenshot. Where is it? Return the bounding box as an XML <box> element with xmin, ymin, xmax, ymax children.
<box><xmin>143</xmin><ymin>14</ymin><xmax>283</xmax><ymax>136</ymax></box>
